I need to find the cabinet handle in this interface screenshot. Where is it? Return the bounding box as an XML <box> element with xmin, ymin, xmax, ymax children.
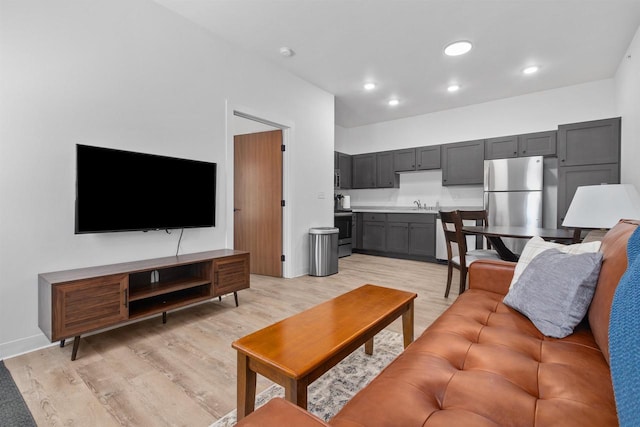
<box><xmin>513</xmin><ymin>151</ymin><xmax>517</xmax><ymax>154</ymax></box>
<box><xmin>418</xmin><ymin>164</ymin><xmax>421</xmax><ymax>167</ymax></box>
<box><xmin>561</xmin><ymin>159</ymin><xmax>565</xmax><ymax>162</ymax></box>
<box><xmin>123</xmin><ymin>289</ymin><xmax>128</xmax><ymax>308</ymax></box>
<box><xmin>522</xmin><ymin>150</ymin><xmax>526</xmax><ymax>154</ymax></box>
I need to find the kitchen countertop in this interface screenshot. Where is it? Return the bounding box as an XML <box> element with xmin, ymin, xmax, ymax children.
<box><xmin>350</xmin><ymin>205</ymin><xmax>483</xmax><ymax>214</ymax></box>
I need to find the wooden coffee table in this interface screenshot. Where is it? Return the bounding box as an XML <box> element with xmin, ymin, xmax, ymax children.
<box><xmin>232</xmin><ymin>284</ymin><xmax>417</xmax><ymax>420</ymax></box>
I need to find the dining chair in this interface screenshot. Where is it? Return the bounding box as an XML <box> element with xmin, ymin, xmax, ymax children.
<box><xmin>439</xmin><ymin>210</ymin><xmax>500</xmax><ymax>298</ymax></box>
<box><xmin>458</xmin><ymin>209</ymin><xmax>493</xmax><ymax>249</ymax></box>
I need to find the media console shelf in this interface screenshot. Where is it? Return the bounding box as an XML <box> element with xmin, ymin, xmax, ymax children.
<box><xmin>38</xmin><ymin>249</ymin><xmax>249</xmax><ymax>360</ymax></box>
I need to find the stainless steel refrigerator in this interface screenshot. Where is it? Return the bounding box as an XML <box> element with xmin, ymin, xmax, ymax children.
<box><xmin>483</xmin><ymin>156</ymin><xmax>544</xmax><ymax>254</ymax></box>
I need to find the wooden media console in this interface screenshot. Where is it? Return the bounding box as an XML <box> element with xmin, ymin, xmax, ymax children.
<box><xmin>38</xmin><ymin>249</ymin><xmax>249</xmax><ymax>360</ymax></box>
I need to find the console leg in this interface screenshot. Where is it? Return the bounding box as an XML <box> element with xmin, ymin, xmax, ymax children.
<box><xmin>60</xmin><ymin>339</ymin><xmax>65</xmax><ymax>348</ymax></box>
<box><xmin>234</xmin><ymin>292</ymin><xmax>239</xmax><ymax>307</ymax></box>
<box><xmin>218</xmin><ymin>296</ymin><xmax>222</xmax><ymax>302</ymax></box>
<box><xmin>71</xmin><ymin>336</ymin><xmax>81</xmax><ymax>361</ymax></box>
<box><xmin>162</xmin><ymin>311</ymin><xmax>167</xmax><ymax>324</ymax></box>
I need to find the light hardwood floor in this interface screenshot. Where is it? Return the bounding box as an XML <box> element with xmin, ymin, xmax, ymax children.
<box><xmin>5</xmin><ymin>254</ymin><xmax>457</xmax><ymax>426</ymax></box>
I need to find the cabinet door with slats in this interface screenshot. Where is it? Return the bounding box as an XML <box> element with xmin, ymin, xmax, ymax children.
<box><xmin>214</xmin><ymin>253</ymin><xmax>250</xmax><ymax>296</ymax></box>
<box><xmin>52</xmin><ymin>274</ymin><xmax>128</xmax><ymax>340</ymax></box>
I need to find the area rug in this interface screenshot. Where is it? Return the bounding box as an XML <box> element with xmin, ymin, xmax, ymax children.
<box><xmin>0</xmin><ymin>360</ymin><xmax>37</xmax><ymax>427</ymax></box>
<box><xmin>210</xmin><ymin>329</ymin><xmax>403</xmax><ymax>426</ymax></box>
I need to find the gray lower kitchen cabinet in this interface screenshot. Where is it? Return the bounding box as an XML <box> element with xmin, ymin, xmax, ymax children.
<box><xmin>393</xmin><ymin>148</ymin><xmax>416</xmax><ymax>172</ymax></box>
<box><xmin>416</xmin><ymin>145</ymin><xmax>441</xmax><ymax>170</ymax></box>
<box><xmin>409</xmin><ymin>223</ymin><xmax>435</xmax><ymax>257</ymax></box>
<box><xmin>386</xmin><ymin>222</ymin><xmax>409</xmax><ymax>253</ymax></box>
<box><xmin>352</xmin><ymin>213</ymin><xmax>358</xmax><ymax>249</ymax></box>
<box><xmin>362</xmin><ymin>213</ymin><xmax>386</xmax><ymax>251</ymax></box>
<box><xmin>376</xmin><ymin>151</ymin><xmax>399</xmax><ymax>188</ymax></box>
<box><xmin>518</xmin><ymin>130</ymin><xmax>556</xmax><ymax>157</ymax></box>
<box><xmin>441</xmin><ymin>139</ymin><xmax>485</xmax><ymax>185</ymax></box>
<box><xmin>557</xmin><ymin>163</ymin><xmax>620</xmax><ymax>227</ymax></box>
<box><xmin>357</xmin><ymin>212</ymin><xmax>435</xmax><ymax>261</ymax></box>
<box><xmin>485</xmin><ymin>135</ymin><xmax>518</xmax><ymax>159</ymax></box>
<box><xmin>557</xmin><ymin>117</ymin><xmax>620</xmax><ymax>167</ymax></box>
<box><xmin>352</xmin><ymin>153</ymin><xmax>377</xmax><ymax>188</ymax></box>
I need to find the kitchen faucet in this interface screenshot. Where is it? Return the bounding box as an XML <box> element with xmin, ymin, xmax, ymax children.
<box><xmin>414</xmin><ymin>200</ymin><xmax>421</xmax><ymax>209</ymax></box>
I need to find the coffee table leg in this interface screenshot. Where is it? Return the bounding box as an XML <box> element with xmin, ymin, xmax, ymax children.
<box><xmin>365</xmin><ymin>337</ymin><xmax>374</xmax><ymax>355</ymax></box>
<box><xmin>284</xmin><ymin>377</ymin><xmax>308</xmax><ymax>409</ymax></box>
<box><xmin>236</xmin><ymin>352</ymin><xmax>256</xmax><ymax>420</ymax></box>
<box><xmin>402</xmin><ymin>301</ymin><xmax>414</xmax><ymax>349</ymax></box>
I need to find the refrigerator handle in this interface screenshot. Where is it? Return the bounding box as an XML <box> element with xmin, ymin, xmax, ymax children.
<box><xmin>483</xmin><ymin>161</ymin><xmax>490</xmax><ymax>191</ymax></box>
<box><xmin>484</xmin><ymin>192</ymin><xmax>489</xmax><ymax>216</ymax></box>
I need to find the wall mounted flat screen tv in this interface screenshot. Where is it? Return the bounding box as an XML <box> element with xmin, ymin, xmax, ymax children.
<box><xmin>75</xmin><ymin>144</ymin><xmax>216</xmax><ymax>234</ymax></box>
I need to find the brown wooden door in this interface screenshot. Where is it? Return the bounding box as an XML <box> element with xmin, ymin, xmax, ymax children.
<box><xmin>234</xmin><ymin>130</ymin><xmax>283</xmax><ymax>277</ymax></box>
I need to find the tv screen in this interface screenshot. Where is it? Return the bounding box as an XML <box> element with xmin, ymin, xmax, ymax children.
<box><xmin>75</xmin><ymin>144</ymin><xmax>216</xmax><ymax>234</ymax></box>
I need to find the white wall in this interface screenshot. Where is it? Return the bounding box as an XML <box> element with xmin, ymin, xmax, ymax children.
<box><xmin>0</xmin><ymin>0</ymin><xmax>334</xmax><ymax>358</ymax></box>
<box><xmin>616</xmin><ymin>25</ymin><xmax>640</xmax><ymax>190</ymax></box>
<box><xmin>336</xmin><ymin>79</ymin><xmax>618</xmax><ymax>211</ymax></box>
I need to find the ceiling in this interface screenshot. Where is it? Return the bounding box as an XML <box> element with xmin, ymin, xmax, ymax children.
<box><xmin>153</xmin><ymin>0</ymin><xmax>640</xmax><ymax>128</ymax></box>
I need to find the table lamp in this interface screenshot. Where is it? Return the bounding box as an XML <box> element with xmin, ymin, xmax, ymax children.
<box><xmin>562</xmin><ymin>184</ymin><xmax>640</xmax><ymax>241</ymax></box>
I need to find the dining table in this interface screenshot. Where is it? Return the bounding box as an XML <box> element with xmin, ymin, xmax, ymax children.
<box><xmin>462</xmin><ymin>225</ymin><xmax>578</xmax><ymax>262</ymax></box>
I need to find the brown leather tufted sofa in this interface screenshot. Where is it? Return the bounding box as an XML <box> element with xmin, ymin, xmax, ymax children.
<box><xmin>237</xmin><ymin>219</ymin><xmax>638</xmax><ymax>427</ymax></box>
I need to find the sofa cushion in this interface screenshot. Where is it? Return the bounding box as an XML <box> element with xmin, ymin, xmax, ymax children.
<box><xmin>509</xmin><ymin>237</ymin><xmax>601</xmax><ymax>289</ymax></box>
<box><xmin>503</xmin><ymin>248</ymin><xmax>603</xmax><ymax>338</ymax></box>
<box><xmin>330</xmin><ymin>288</ymin><xmax>617</xmax><ymax>427</ymax></box>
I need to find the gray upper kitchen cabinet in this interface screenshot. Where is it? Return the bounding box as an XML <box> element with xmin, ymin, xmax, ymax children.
<box><xmin>376</xmin><ymin>152</ymin><xmax>399</xmax><ymax>188</ymax></box>
<box><xmin>484</xmin><ymin>135</ymin><xmax>518</xmax><ymax>159</ymax></box>
<box><xmin>557</xmin><ymin>163</ymin><xmax>620</xmax><ymax>227</ymax></box>
<box><xmin>393</xmin><ymin>148</ymin><xmax>416</xmax><ymax>172</ymax></box>
<box><xmin>335</xmin><ymin>151</ymin><xmax>352</xmax><ymax>189</ymax></box>
<box><xmin>557</xmin><ymin>118</ymin><xmax>621</xmax><ymax>167</ymax></box>
<box><xmin>352</xmin><ymin>153</ymin><xmax>377</xmax><ymax>188</ymax></box>
<box><xmin>485</xmin><ymin>131</ymin><xmax>556</xmax><ymax>159</ymax></box>
<box><xmin>556</xmin><ymin>117</ymin><xmax>621</xmax><ymax>227</ymax></box>
<box><xmin>518</xmin><ymin>130</ymin><xmax>556</xmax><ymax>157</ymax></box>
<box><xmin>394</xmin><ymin>146</ymin><xmax>441</xmax><ymax>172</ymax></box>
<box><xmin>416</xmin><ymin>145</ymin><xmax>441</xmax><ymax>170</ymax></box>
<box><xmin>362</xmin><ymin>213</ymin><xmax>386</xmax><ymax>251</ymax></box>
<box><xmin>441</xmin><ymin>140</ymin><xmax>485</xmax><ymax>185</ymax></box>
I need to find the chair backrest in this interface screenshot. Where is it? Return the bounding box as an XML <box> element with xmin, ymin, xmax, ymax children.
<box><xmin>458</xmin><ymin>209</ymin><xmax>489</xmax><ymax>225</ymax></box>
<box><xmin>458</xmin><ymin>209</ymin><xmax>491</xmax><ymax>249</ymax></box>
<box><xmin>439</xmin><ymin>210</ymin><xmax>468</xmax><ymax>263</ymax></box>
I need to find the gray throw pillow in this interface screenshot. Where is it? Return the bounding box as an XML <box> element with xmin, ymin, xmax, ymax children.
<box><xmin>503</xmin><ymin>248</ymin><xmax>604</xmax><ymax>338</ymax></box>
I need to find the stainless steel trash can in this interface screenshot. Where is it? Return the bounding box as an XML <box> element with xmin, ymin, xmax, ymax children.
<box><xmin>309</xmin><ymin>227</ymin><xmax>339</xmax><ymax>276</ymax></box>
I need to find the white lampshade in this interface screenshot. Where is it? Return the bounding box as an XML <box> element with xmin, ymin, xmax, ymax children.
<box><xmin>562</xmin><ymin>184</ymin><xmax>640</xmax><ymax>228</ymax></box>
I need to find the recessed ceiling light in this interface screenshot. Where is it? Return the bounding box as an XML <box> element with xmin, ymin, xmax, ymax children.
<box><xmin>388</xmin><ymin>99</ymin><xmax>399</xmax><ymax>106</ymax></box>
<box><xmin>364</xmin><ymin>82</ymin><xmax>376</xmax><ymax>91</ymax></box>
<box><xmin>447</xmin><ymin>84</ymin><xmax>460</xmax><ymax>92</ymax></box>
<box><xmin>444</xmin><ymin>41</ymin><xmax>472</xmax><ymax>56</ymax></box>
<box><xmin>279</xmin><ymin>46</ymin><xmax>295</xmax><ymax>57</ymax></box>
<box><xmin>523</xmin><ymin>65</ymin><xmax>539</xmax><ymax>75</ymax></box>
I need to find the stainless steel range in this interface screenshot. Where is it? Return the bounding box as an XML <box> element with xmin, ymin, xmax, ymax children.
<box><xmin>334</xmin><ymin>210</ymin><xmax>353</xmax><ymax>257</ymax></box>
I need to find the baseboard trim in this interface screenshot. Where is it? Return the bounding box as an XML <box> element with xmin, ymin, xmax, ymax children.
<box><xmin>0</xmin><ymin>334</ymin><xmax>53</xmax><ymax>360</ymax></box>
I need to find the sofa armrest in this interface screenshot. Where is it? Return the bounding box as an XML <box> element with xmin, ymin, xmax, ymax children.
<box><xmin>468</xmin><ymin>259</ymin><xmax>516</xmax><ymax>296</ymax></box>
<box><xmin>235</xmin><ymin>398</ymin><xmax>330</xmax><ymax>427</ymax></box>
